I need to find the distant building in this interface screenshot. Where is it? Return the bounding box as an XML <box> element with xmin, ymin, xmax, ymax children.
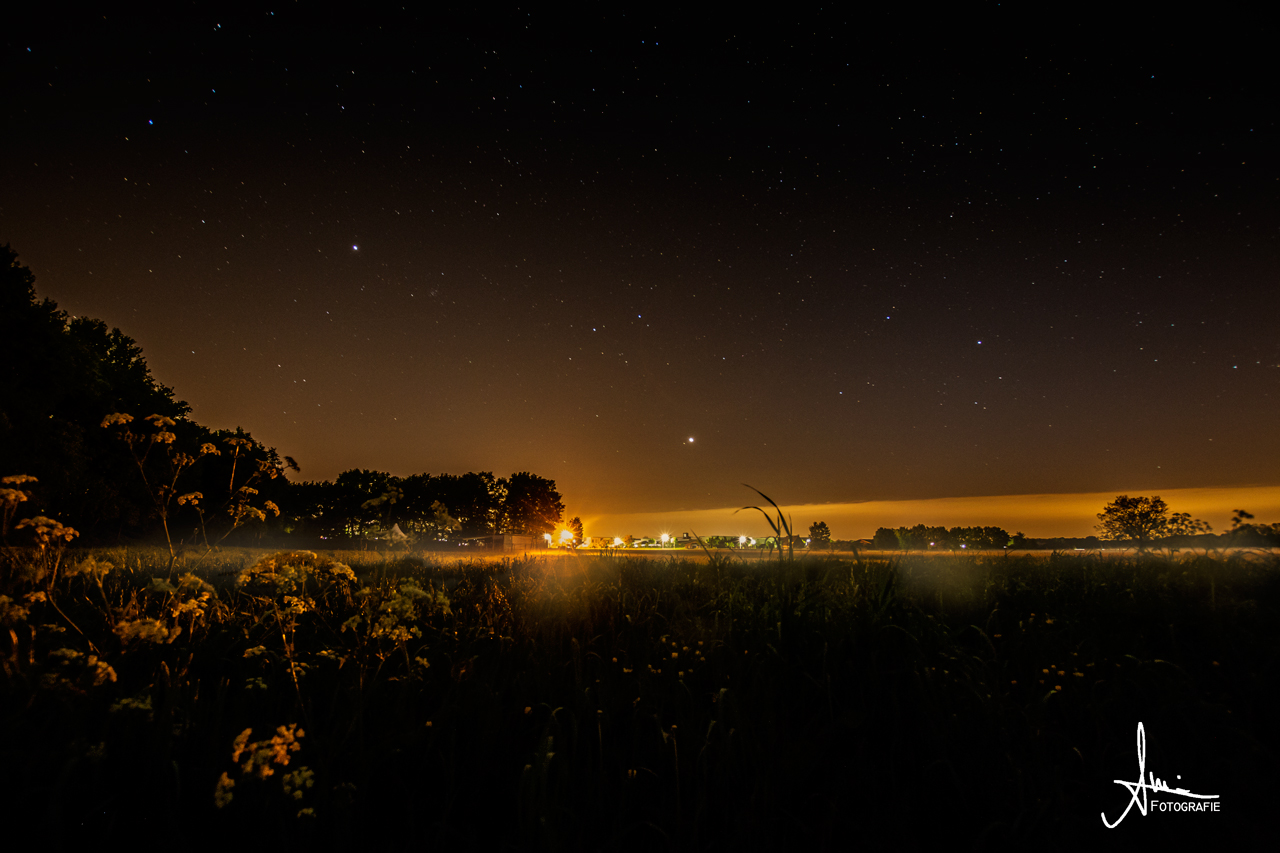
<box><xmin>475</xmin><ymin>534</ymin><xmax>545</xmax><ymax>551</ymax></box>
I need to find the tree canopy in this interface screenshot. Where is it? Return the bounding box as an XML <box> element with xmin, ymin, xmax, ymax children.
<box><xmin>1</xmin><ymin>245</ymin><xmax>571</xmax><ymax>549</ymax></box>
<box><xmin>1</xmin><ymin>246</ymin><xmax>287</xmax><ymax>544</ymax></box>
<box><xmin>1096</xmin><ymin>495</ymin><xmax>1169</xmax><ymax>545</ymax></box>
<box><xmin>2</xmin><ymin>245</ymin><xmax>186</xmax><ymax>536</ymax></box>
<box><xmin>500</xmin><ymin>472</ymin><xmax>566</xmax><ymax>536</ymax></box>
<box><xmin>808</xmin><ymin>521</ymin><xmax>831</xmax><ymax>546</ymax></box>
<box><xmin>281</xmin><ymin>470</ymin><xmax>563</xmax><ymax>542</ymax></box>
<box><xmin>1095</xmin><ymin>495</ymin><xmax>1214</xmax><ymax>547</ymax></box>
<box><xmin>871</xmin><ymin>525</ymin><xmax>1012</xmax><ymax>550</ymax></box>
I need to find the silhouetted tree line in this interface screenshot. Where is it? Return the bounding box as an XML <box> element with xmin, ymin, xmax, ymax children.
<box><xmin>871</xmin><ymin>525</ymin><xmax>1019</xmax><ymax>550</ymax></box>
<box><xmin>1093</xmin><ymin>496</ymin><xmax>1278</xmax><ymax>549</ymax></box>
<box><xmin>281</xmin><ymin>469</ymin><xmax>564</xmax><ymax>542</ymax></box>
<box><xmin>0</xmin><ymin>245</ymin><xmax>564</xmax><ymax>546</ymax></box>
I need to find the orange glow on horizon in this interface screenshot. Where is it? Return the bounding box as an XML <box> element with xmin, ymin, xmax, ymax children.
<box><xmin>579</xmin><ymin>485</ymin><xmax>1280</xmax><ymax>541</ymax></box>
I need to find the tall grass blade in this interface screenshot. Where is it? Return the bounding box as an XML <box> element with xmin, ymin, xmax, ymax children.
<box><xmin>737</xmin><ymin>485</ymin><xmax>795</xmax><ymax>560</ymax></box>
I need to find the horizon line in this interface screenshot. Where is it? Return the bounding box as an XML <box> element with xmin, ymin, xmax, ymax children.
<box><xmin>579</xmin><ymin>485</ymin><xmax>1280</xmax><ymax>540</ymax></box>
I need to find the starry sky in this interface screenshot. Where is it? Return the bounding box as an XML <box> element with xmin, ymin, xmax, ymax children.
<box><xmin>3</xmin><ymin>6</ymin><xmax>1277</xmax><ymax>536</ymax></box>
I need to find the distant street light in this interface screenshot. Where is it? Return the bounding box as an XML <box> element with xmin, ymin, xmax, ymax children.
<box><xmin>660</xmin><ymin>533</ymin><xmax>670</xmax><ymax>548</ymax></box>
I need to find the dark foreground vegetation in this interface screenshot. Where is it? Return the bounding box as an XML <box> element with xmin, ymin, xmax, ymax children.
<box><xmin>2</xmin><ymin>546</ymin><xmax>1276</xmax><ymax>850</ymax></box>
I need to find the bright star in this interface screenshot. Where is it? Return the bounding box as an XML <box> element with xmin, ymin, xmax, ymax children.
<box><xmin>352</xmin><ymin>244</ymin><xmax>359</xmax><ymax>250</ymax></box>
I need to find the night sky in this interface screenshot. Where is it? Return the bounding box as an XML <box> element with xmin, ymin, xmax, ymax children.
<box><xmin>4</xmin><ymin>6</ymin><xmax>1277</xmax><ymax>536</ymax></box>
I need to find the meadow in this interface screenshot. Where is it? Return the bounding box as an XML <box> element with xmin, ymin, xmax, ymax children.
<box><xmin>2</xmin><ymin>544</ymin><xmax>1276</xmax><ymax>850</ymax></box>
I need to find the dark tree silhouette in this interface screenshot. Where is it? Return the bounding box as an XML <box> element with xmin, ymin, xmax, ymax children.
<box><xmin>872</xmin><ymin>527</ymin><xmax>900</xmax><ymax>550</ymax></box>
<box><xmin>1</xmin><ymin>244</ymin><xmax>192</xmax><ymax>537</ymax></box>
<box><xmin>808</xmin><ymin>521</ymin><xmax>831</xmax><ymax>547</ymax></box>
<box><xmin>501</xmin><ymin>472</ymin><xmax>564</xmax><ymax>535</ymax></box>
<box><xmin>1165</xmin><ymin>512</ymin><xmax>1211</xmax><ymax>538</ymax></box>
<box><xmin>1096</xmin><ymin>495</ymin><xmax>1170</xmax><ymax>548</ymax></box>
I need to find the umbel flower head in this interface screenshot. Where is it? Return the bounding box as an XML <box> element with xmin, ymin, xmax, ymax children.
<box><xmin>230</xmin><ymin>724</ymin><xmax>306</xmax><ymax>779</ymax></box>
<box><xmin>1</xmin><ymin>476</ymin><xmax>38</xmax><ymax>537</ymax></box>
<box><xmin>16</xmin><ymin>515</ymin><xmax>78</xmax><ymax>547</ymax></box>
<box><xmin>0</xmin><ymin>488</ymin><xmax>30</xmax><ymax>506</ymax></box>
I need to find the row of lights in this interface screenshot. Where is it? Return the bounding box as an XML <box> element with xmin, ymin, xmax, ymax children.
<box><xmin>542</xmin><ymin>532</ymin><xmax>776</xmax><ymax>548</ymax></box>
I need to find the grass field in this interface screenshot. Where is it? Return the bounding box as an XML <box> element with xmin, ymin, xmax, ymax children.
<box><xmin>2</xmin><ymin>545</ymin><xmax>1276</xmax><ymax>849</ymax></box>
